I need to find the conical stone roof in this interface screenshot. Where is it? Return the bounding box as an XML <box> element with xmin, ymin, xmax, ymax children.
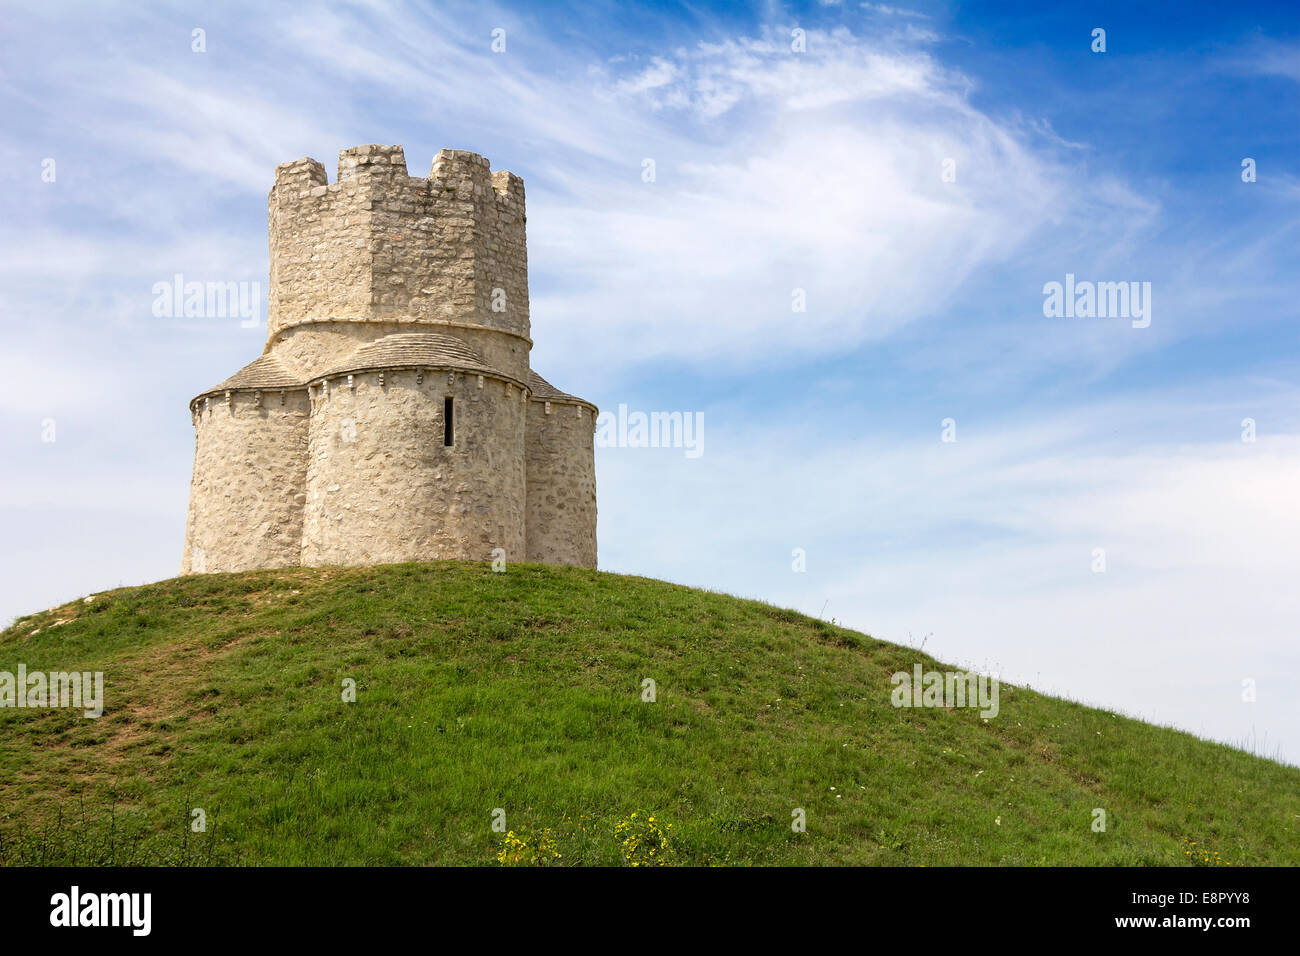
<box><xmin>194</xmin><ymin>353</ymin><xmax>302</xmax><ymax>401</ymax></box>
<box><xmin>528</xmin><ymin>370</ymin><xmax>594</xmax><ymax>408</ymax></box>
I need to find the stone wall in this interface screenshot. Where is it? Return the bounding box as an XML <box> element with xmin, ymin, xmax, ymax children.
<box><xmin>267</xmin><ymin>156</ymin><xmax>371</xmax><ymax>336</ymax></box>
<box><xmin>182</xmin><ymin>390</ymin><xmax>310</xmax><ymax>573</ymax></box>
<box><xmin>525</xmin><ymin>399</ymin><xmax>598</xmax><ymax>567</ymax></box>
<box><xmin>301</xmin><ymin>369</ymin><xmax>527</xmax><ymax>566</ymax></box>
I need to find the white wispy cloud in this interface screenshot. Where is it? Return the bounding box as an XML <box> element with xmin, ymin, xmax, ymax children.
<box><xmin>860</xmin><ymin>3</ymin><xmax>932</xmax><ymax>21</ymax></box>
<box><xmin>0</xmin><ymin>3</ymin><xmax>1171</xmax><ymax>388</ymax></box>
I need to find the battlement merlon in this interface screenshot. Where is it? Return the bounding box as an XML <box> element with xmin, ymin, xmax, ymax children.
<box><xmin>272</xmin><ymin>157</ymin><xmax>327</xmax><ymax>191</ymax></box>
<box><xmin>338</xmin><ymin>143</ymin><xmax>408</xmax><ymax>184</ymax></box>
<box><xmin>269</xmin><ymin>146</ymin><xmax>524</xmax><ymax>202</ymax></box>
<box><xmin>266</xmin><ymin>144</ymin><xmax>531</xmax><ymax>352</ymax></box>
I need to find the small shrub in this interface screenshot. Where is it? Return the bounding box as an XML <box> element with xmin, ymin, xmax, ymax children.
<box><xmin>496</xmin><ymin>826</ymin><xmax>560</xmax><ymax>866</ymax></box>
<box><xmin>1180</xmin><ymin>836</ymin><xmax>1230</xmax><ymax>866</ymax></box>
<box><xmin>614</xmin><ymin>812</ymin><xmax>674</xmax><ymax>867</ymax></box>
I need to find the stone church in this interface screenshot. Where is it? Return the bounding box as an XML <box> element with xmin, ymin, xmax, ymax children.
<box><xmin>182</xmin><ymin>145</ymin><xmax>597</xmax><ymax>574</ymax></box>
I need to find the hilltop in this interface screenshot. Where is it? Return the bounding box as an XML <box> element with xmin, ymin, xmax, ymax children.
<box><xmin>1</xmin><ymin>562</ymin><xmax>1295</xmax><ymax>866</ymax></box>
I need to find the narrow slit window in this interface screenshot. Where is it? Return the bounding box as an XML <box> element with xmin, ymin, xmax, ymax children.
<box><xmin>444</xmin><ymin>397</ymin><xmax>454</xmax><ymax>446</ymax></box>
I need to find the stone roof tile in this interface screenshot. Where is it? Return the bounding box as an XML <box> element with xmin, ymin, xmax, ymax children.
<box><xmin>527</xmin><ymin>370</ymin><xmax>593</xmax><ymax>407</ymax></box>
<box><xmin>312</xmin><ymin>332</ymin><xmax>516</xmax><ymax>384</ymax></box>
<box><xmin>194</xmin><ymin>353</ymin><xmax>302</xmax><ymax>400</ymax></box>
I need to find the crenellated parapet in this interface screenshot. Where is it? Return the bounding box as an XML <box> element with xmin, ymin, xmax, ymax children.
<box><xmin>266</xmin><ymin>145</ymin><xmax>531</xmax><ymax>383</ymax></box>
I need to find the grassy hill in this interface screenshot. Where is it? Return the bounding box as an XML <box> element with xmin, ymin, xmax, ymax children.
<box><xmin>1</xmin><ymin>562</ymin><xmax>1296</xmax><ymax>866</ymax></box>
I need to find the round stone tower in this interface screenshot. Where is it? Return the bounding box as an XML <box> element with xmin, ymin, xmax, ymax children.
<box><xmin>182</xmin><ymin>355</ymin><xmax>309</xmax><ymax>574</ymax></box>
<box><xmin>525</xmin><ymin>372</ymin><xmax>598</xmax><ymax>567</ymax></box>
<box><xmin>182</xmin><ymin>144</ymin><xmax>597</xmax><ymax>574</ymax></box>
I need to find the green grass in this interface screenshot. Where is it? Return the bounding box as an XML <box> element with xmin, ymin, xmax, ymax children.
<box><xmin>1</xmin><ymin>561</ymin><xmax>1296</xmax><ymax>866</ymax></box>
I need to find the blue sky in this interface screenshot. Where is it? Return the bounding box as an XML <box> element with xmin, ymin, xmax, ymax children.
<box><xmin>1</xmin><ymin>0</ymin><xmax>1298</xmax><ymax>762</ymax></box>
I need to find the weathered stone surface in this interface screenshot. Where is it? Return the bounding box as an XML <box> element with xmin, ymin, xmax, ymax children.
<box><xmin>302</xmin><ymin>368</ymin><xmax>526</xmax><ymax>565</ymax></box>
<box><xmin>183</xmin><ymin>391</ymin><xmax>310</xmax><ymax>573</ymax></box>
<box><xmin>182</xmin><ymin>144</ymin><xmax>597</xmax><ymax>574</ymax></box>
<box><xmin>525</xmin><ymin>398</ymin><xmax>597</xmax><ymax>567</ymax></box>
